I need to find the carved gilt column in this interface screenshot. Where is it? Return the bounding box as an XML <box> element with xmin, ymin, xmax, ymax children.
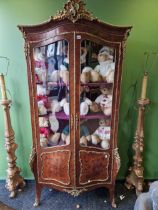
<box><xmin>0</xmin><ymin>73</ymin><xmax>25</xmax><ymax>198</ymax></box>
<box><xmin>125</xmin><ymin>72</ymin><xmax>150</xmax><ymax>196</ymax></box>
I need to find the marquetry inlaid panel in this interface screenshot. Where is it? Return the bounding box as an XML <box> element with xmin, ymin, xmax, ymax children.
<box><xmin>79</xmin><ymin>151</ymin><xmax>110</xmax><ymax>184</ymax></box>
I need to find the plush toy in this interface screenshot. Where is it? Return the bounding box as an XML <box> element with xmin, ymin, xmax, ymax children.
<box><xmin>35</xmin><ymin>68</ymin><xmax>47</xmax><ymax>83</ymax></box>
<box><xmin>59</xmin><ymin>59</ymin><xmax>69</xmax><ymax>85</ymax></box>
<box><xmin>50</xmin><ymin>70</ymin><xmax>60</xmax><ymax>83</ymax></box>
<box><xmin>60</xmin><ymin>97</ymin><xmax>69</xmax><ymax>116</ymax></box>
<box><xmin>51</xmin><ymin>100</ymin><xmax>62</xmax><ymax>113</ymax></box>
<box><xmin>94</xmin><ymin>46</ymin><xmax>115</xmax><ymax>83</ymax></box>
<box><xmin>80</xmin><ymin>67</ymin><xmax>102</xmax><ymax>84</ymax></box>
<box><xmin>49</xmin><ymin>114</ymin><xmax>59</xmax><ymax>133</ymax></box>
<box><xmin>37</xmin><ymin>95</ymin><xmax>48</xmax><ymax>115</ymax></box>
<box><xmin>37</xmin><ymin>100</ymin><xmax>47</xmax><ymax>115</ymax></box>
<box><xmin>95</xmin><ymin>86</ymin><xmax>112</xmax><ymax>116</ymax></box>
<box><xmin>49</xmin><ymin>132</ymin><xmax>61</xmax><ymax>144</ymax></box>
<box><xmin>39</xmin><ymin>117</ymin><xmax>49</xmax><ymax>127</ymax></box>
<box><xmin>90</xmin><ymin>102</ymin><xmax>101</xmax><ymax>113</ymax></box>
<box><xmin>39</xmin><ymin>127</ymin><xmax>50</xmax><ymax>147</ymax></box>
<box><xmin>80</xmin><ymin>125</ymin><xmax>91</xmax><ymax>146</ymax></box>
<box><xmin>91</xmin><ymin>119</ymin><xmax>111</xmax><ymax>149</ymax></box>
<box><xmin>80</xmin><ymin>97</ymin><xmax>92</xmax><ymax>115</ymax></box>
<box><xmin>40</xmin><ymin>134</ymin><xmax>48</xmax><ymax>147</ymax></box>
<box><xmin>61</xmin><ymin>124</ymin><xmax>91</xmax><ymax>146</ymax></box>
<box><xmin>80</xmin><ymin>86</ymin><xmax>92</xmax><ymax>115</ymax></box>
<box><xmin>37</xmin><ymin>84</ymin><xmax>47</xmax><ymax>96</ymax></box>
<box><xmin>80</xmin><ymin>47</ymin><xmax>88</xmax><ymax>65</ymax></box>
<box><xmin>80</xmin><ymin>67</ymin><xmax>91</xmax><ymax>84</ymax></box>
<box><xmin>61</xmin><ymin>125</ymin><xmax>70</xmax><ymax>145</ymax></box>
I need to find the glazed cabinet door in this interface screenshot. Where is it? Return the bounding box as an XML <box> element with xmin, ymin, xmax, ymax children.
<box><xmin>74</xmin><ymin>33</ymin><xmax>118</xmax><ymax>186</ymax></box>
<box><xmin>32</xmin><ymin>34</ymin><xmax>75</xmax><ymax>187</ymax></box>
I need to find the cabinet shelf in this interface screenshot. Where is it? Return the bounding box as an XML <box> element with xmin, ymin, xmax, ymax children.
<box><xmin>81</xmin><ymin>82</ymin><xmax>113</xmax><ymax>88</ymax></box>
<box><xmin>47</xmin><ymin>81</ymin><xmax>68</xmax><ymax>87</ymax></box>
<box><xmin>55</xmin><ymin>111</ymin><xmax>110</xmax><ymax>120</ymax></box>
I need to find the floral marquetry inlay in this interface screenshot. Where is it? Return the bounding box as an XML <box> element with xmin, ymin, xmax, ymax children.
<box><xmin>53</xmin><ymin>0</ymin><xmax>97</xmax><ymax>23</ymax></box>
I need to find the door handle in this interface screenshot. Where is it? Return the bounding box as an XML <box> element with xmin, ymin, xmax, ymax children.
<box><xmin>75</xmin><ymin>114</ymin><xmax>79</xmax><ymax>131</ymax></box>
<box><xmin>70</xmin><ymin>114</ymin><xmax>74</xmax><ymax>130</ymax></box>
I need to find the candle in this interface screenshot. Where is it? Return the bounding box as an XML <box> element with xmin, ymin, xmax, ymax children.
<box><xmin>0</xmin><ymin>74</ymin><xmax>7</xmax><ymax>100</ymax></box>
<box><xmin>140</xmin><ymin>72</ymin><xmax>148</xmax><ymax>99</ymax></box>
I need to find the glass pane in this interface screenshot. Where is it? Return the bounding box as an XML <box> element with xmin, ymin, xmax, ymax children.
<box><xmin>34</xmin><ymin>40</ymin><xmax>70</xmax><ymax>148</ymax></box>
<box><xmin>80</xmin><ymin>40</ymin><xmax>115</xmax><ymax>150</ymax></box>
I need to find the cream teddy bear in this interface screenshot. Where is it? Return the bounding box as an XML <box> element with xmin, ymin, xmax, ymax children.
<box><xmin>80</xmin><ymin>66</ymin><xmax>102</xmax><ymax>84</ymax></box>
<box><xmin>95</xmin><ymin>86</ymin><xmax>112</xmax><ymax>116</ymax></box>
<box><xmin>91</xmin><ymin>119</ymin><xmax>111</xmax><ymax>149</ymax></box>
<box><xmin>94</xmin><ymin>46</ymin><xmax>115</xmax><ymax>83</ymax></box>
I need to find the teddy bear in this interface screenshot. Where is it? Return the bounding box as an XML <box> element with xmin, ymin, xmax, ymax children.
<box><xmin>36</xmin><ymin>86</ymin><xmax>49</xmax><ymax>115</ymax></box>
<box><xmin>61</xmin><ymin>124</ymin><xmax>91</xmax><ymax>146</ymax></box>
<box><xmin>90</xmin><ymin>102</ymin><xmax>101</xmax><ymax>113</ymax></box>
<box><xmin>94</xmin><ymin>46</ymin><xmax>115</xmax><ymax>83</ymax></box>
<box><xmin>80</xmin><ymin>66</ymin><xmax>102</xmax><ymax>84</ymax></box>
<box><xmin>37</xmin><ymin>100</ymin><xmax>47</xmax><ymax>115</ymax></box>
<box><xmin>60</xmin><ymin>93</ymin><xmax>70</xmax><ymax>116</ymax></box>
<box><xmin>60</xmin><ymin>88</ymin><xmax>92</xmax><ymax>116</ymax></box>
<box><xmin>39</xmin><ymin>127</ymin><xmax>50</xmax><ymax>147</ymax></box>
<box><xmin>61</xmin><ymin>125</ymin><xmax>70</xmax><ymax>145</ymax></box>
<box><xmin>80</xmin><ymin>86</ymin><xmax>92</xmax><ymax>115</ymax></box>
<box><xmin>49</xmin><ymin>132</ymin><xmax>61</xmax><ymax>145</ymax></box>
<box><xmin>39</xmin><ymin>116</ymin><xmax>49</xmax><ymax>127</ymax></box>
<box><xmin>91</xmin><ymin>119</ymin><xmax>111</xmax><ymax>149</ymax></box>
<box><xmin>37</xmin><ymin>95</ymin><xmax>48</xmax><ymax>115</ymax></box>
<box><xmin>80</xmin><ymin>124</ymin><xmax>91</xmax><ymax>146</ymax></box>
<box><xmin>80</xmin><ymin>97</ymin><xmax>92</xmax><ymax>115</ymax></box>
<box><xmin>95</xmin><ymin>85</ymin><xmax>113</xmax><ymax>116</ymax></box>
<box><xmin>37</xmin><ymin>84</ymin><xmax>47</xmax><ymax>96</ymax></box>
<box><xmin>35</xmin><ymin>68</ymin><xmax>47</xmax><ymax>84</ymax></box>
<box><xmin>39</xmin><ymin>116</ymin><xmax>49</xmax><ymax>147</ymax></box>
<box><xmin>59</xmin><ymin>64</ymin><xmax>69</xmax><ymax>85</ymax></box>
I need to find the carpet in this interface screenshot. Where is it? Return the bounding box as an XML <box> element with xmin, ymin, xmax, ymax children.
<box><xmin>0</xmin><ymin>181</ymin><xmax>136</xmax><ymax>210</ymax></box>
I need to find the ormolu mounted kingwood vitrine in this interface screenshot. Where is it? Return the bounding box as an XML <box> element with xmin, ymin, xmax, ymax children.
<box><xmin>18</xmin><ymin>0</ymin><xmax>131</xmax><ymax>207</ymax></box>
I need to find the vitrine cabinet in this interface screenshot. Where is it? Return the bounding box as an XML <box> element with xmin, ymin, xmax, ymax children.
<box><xmin>18</xmin><ymin>0</ymin><xmax>132</xmax><ymax>207</ymax></box>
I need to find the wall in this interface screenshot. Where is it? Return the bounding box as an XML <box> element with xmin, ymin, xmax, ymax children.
<box><xmin>0</xmin><ymin>0</ymin><xmax>158</xmax><ymax>179</ymax></box>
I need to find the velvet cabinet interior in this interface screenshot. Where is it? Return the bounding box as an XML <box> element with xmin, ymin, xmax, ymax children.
<box><xmin>18</xmin><ymin>0</ymin><xmax>131</xmax><ymax>207</ymax></box>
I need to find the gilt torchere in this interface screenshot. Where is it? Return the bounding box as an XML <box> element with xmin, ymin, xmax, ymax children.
<box><xmin>0</xmin><ymin>74</ymin><xmax>25</xmax><ymax>198</ymax></box>
<box><xmin>125</xmin><ymin>72</ymin><xmax>150</xmax><ymax>195</ymax></box>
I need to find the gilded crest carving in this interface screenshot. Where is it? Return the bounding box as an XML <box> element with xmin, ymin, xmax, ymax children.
<box><xmin>53</xmin><ymin>0</ymin><xmax>97</xmax><ymax>23</ymax></box>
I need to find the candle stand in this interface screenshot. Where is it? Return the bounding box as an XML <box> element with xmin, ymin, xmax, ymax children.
<box><xmin>125</xmin><ymin>98</ymin><xmax>150</xmax><ymax>196</ymax></box>
<box><xmin>0</xmin><ymin>74</ymin><xmax>25</xmax><ymax>198</ymax></box>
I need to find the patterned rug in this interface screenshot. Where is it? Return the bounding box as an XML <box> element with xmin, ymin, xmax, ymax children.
<box><xmin>0</xmin><ymin>202</ymin><xmax>14</xmax><ymax>210</ymax></box>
